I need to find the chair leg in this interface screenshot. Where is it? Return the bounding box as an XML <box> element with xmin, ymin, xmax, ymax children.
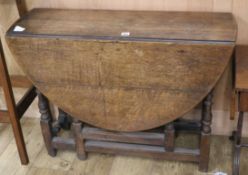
<box><xmin>0</xmin><ymin>40</ymin><xmax>29</xmax><ymax>164</ymax></box>
<box><xmin>232</xmin><ymin>111</ymin><xmax>244</xmax><ymax>175</ymax></box>
<box><xmin>233</xmin><ymin>145</ymin><xmax>241</xmax><ymax>175</ymax></box>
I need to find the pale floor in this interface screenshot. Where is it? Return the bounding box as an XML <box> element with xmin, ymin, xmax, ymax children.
<box><xmin>0</xmin><ymin>118</ymin><xmax>248</xmax><ymax>175</ymax></box>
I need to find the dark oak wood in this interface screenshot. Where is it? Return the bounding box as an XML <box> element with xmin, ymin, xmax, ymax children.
<box><xmin>52</xmin><ymin>137</ymin><xmax>75</xmax><ymax>150</ymax></box>
<box><xmin>230</xmin><ymin>89</ymin><xmax>237</xmax><ymax>120</ymax></box>
<box><xmin>15</xmin><ymin>0</ymin><xmax>27</xmax><ymax>18</ymax></box>
<box><xmin>199</xmin><ymin>92</ymin><xmax>213</xmax><ymax>172</ymax></box>
<box><xmin>164</xmin><ymin>123</ymin><xmax>175</xmax><ymax>151</ymax></box>
<box><xmin>6</xmin><ymin>9</ymin><xmax>237</xmax><ymax>171</ymax></box>
<box><xmin>230</xmin><ymin>51</ymin><xmax>237</xmax><ymax>120</ymax></box>
<box><xmin>36</xmin><ymin>92</ymin><xmax>214</xmax><ymax>172</ymax></box>
<box><xmin>6</xmin><ymin>9</ymin><xmax>236</xmax><ymax>132</ymax></box>
<box><xmin>37</xmin><ymin>91</ymin><xmax>57</xmax><ymax>157</ymax></box>
<box><xmin>8</xmin><ymin>9</ymin><xmax>236</xmax><ymax>41</ymax></box>
<box><xmin>0</xmin><ymin>43</ymin><xmax>36</xmax><ymax>165</ymax></box>
<box><xmin>0</xmin><ymin>86</ymin><xmax>37</xmax><ymax>123</ymax></box>
<box><xmin>0</xmin><ymin>0</ymin><xmax>38</xmax><ymax>166</ymax></box>
<box><xmin>233</xmin><ymin>112</ymin><xmax>243</xmax><ymax>175</ymax></box>
<box><xmin>232</xmin><ymin>45</ymin><xmax>248</xmax><ymax>175</ymax></box>
<box><xmin>8</xmin><ymin>37</ymin><xmax>234</xmax><ymax>132</ymax></box>
<box><xmin>57</xmin><ymin>109</ymin><xmax>72</xmax><ymax>130</ymax></box>
<box><xmin>49</xmin><ymin>134</ymin><xmax>201</xmax><ymax>162</ymax></box>
<box><xmin>0</xmin><ymin>75</ymin><xmax>31</xmax><ymax>88</ymax></box>
<box><xmin>174</xmin><ymin>119</ymin><xmax>201</xmax><ymax>133</ymax></box>
<box><xmin>16</xmin><ymin>86</ymin><xmax>36</xmax><ymax>118</ymax></box>
<box><xmin>0</xmin><ymin>39</ymin><xmax>29</xmax><ymax>164</ymax></box>
<box><xmin>85</xmin><ymin>140</ymin><xmax>200</xmax><ymax>162</ymax></box>
<box><xmin>72</xmin><ymin>119</ymin><xmax>86</xmax><ymax>160</ymax></box>
<box><xmin>82</xmin><ymin>126</ymin><xmax>165</xmax><ymax>146</ymax></box>
<box><xmin>235</xmin><ymin>46</ymin><xmax>248</xmax><ymax>91</ymax></box>
<box><xmin>239</xmin><ymin>92</ymin><xmax>248</xmax><ymax>111</ymax></box>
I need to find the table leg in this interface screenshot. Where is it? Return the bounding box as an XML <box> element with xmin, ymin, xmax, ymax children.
<box><xmin>164</xmin><ymin>122</ymin><xmax>175</xmax><ymax>151</ymax></box>
<box><xmin>199</xmin><ymin>91</ymin><xmax>213</xmax><ymax>172</ymax></box>
<box><xmin>72</xmin><ymin>119</ymin><xmax>87</xmax><ymax>160</ymax></box>
<box><xmin>37</xmin><ymin>90</ymin><xmax>57</xmax><ymax>157</ymax></box>
<box><xmin>58</xmin><ymin>109</ymin><xmax>72</xmax><ymax>130</ymax></box>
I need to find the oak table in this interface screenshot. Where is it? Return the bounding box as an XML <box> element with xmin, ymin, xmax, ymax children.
<box><xmin>232</xmin><ymin>46</ymin><xmax>248</xmax><ymax>175</ymax></box>
<box><xmin>6</xmin><ymin>8</ymin><xmax>237</xmax><ymax>172</ymax></box>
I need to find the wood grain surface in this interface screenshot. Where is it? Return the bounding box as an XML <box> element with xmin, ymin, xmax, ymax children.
<box><xmin>235</xmin><ymin>45</ymin><xmax>248</xmax><ymax>91</ymax></box>
<box><xmin>8</xmin><ymin>8</ymin><xmax>237</xmax><ymax>42</ymax></box>
<box><xmin>238</xmin><ymin>92</ymin><xmax>248</xmax><ymax>112</ymax></box>
<box><xmin>6</xmin><ymin>9</ymin><xmax>236</xmax><ymax>131</ymax></box>
<box><xmin>1</xmin><ymin>117</ymin><xmax>247</xmax><ymax>175</ymax></box>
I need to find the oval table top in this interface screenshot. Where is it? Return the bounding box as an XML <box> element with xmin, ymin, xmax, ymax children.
<box><xmin>6</xmin><ymin>9</ymin><xmax>236</xmax><ymax>131</ymax></box>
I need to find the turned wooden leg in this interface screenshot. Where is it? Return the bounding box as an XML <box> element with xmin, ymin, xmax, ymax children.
<box><xmin>58</xmin><ymin>109</ymin><xmax>72</xmax><ymax>130</ymax></box>
<box><xmin>164</xmin><ymin>122</ymin><xmax>175</xmax><ymax>152</ymax></box>
<box><xmin>233</xmin><ymin>111</ymin><xmax>244</xmax><ymax>175</ymax></box>
<box><xmin>72</xmin><ymin>119</ymin><xmax>86</xmax><ymax>160</ymax></box>
<box><xmin>199</xmin><ymin>91</ymin><xmax>213</xmax><ymax>172</ymax></box>
<box><xmin>37</xmin><ymin>90</ymin><xmax>57</xmax><ymax>157</ymax></box>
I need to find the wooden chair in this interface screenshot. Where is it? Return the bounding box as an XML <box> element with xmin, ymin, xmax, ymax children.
<box><xmin>0</xmin><ymin>0</ymin><xmax>36</xmax><ymax>165</ymax></box>
<box><xmin>231</xmin><ymin>45</ymin><xmax>248</xmax><ymax>175</ymax></box>
<box><xmin>0</xmin><ymin>38</ymin><xmax>36</xmax><ymax>165</ymax></box>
